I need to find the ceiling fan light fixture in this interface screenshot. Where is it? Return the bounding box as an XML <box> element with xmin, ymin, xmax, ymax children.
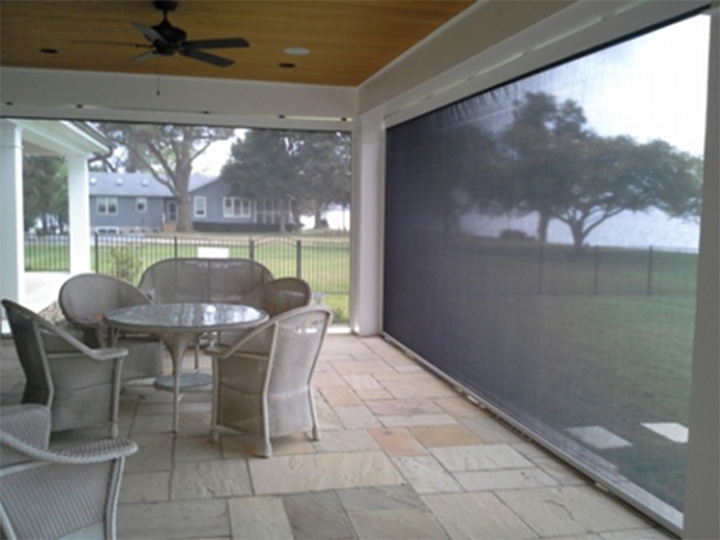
<box><xmin>283</xmin><ymin>47</ymin><xmax>310</xmax><ymax>56</ymax></box>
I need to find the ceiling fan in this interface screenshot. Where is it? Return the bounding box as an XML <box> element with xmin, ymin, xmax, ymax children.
<box><xmin>128</xmin><ymin>0</ymin><xmax>249</xmax><ymax>67</ymax></box>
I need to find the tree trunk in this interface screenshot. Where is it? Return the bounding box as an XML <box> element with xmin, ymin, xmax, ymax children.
<box><xmin>537</xmin><ymin>210</ymin><xmax>551</xmax><ymax>242</ymax></box>
<box><xmin>570</xmin><ymin>222</ymin><xmax>587</xmax><ymax>252</ymax></box>
<box><xmin>314</xmin><ymin>203</ymin><xmax>324</xmax><ymax>229</ymax></box>
<box><xmin>176</xmin><ymin>195</ymin><xmax>194</xmax><ymax>233</ymax></box>
<box><xmin>278</xmin><ymin>199</ymin><xmax>288</xmax><ymax>233</ymax></box>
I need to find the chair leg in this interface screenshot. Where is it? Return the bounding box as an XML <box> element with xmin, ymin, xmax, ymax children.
<box><xmin>309</xmin><ymin>390</ymin><xmax>320</xmax><ymax>441</ymax></box>
<box><xmin>210</xmin><ymin>427</ymin><xmax>220</xmax><ymax>443</ymax></box>
<box><xmin>110</xmin><ymin>422</ymin><xmax>119</xmax><ymax>439</ymax></box>
<box><xmin>261</xmin><ymin>440</ymin><xmax>272</xmax><ymax>458</ymax></box>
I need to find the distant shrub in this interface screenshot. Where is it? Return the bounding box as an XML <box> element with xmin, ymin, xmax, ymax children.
<box><xmin>109</xmin><ymin>246</ymin><xmax>142</xmax><ymax>283</ymax></box>
<box><xmin>499</xmin><ymin>229</ymin><xmax>535</xmax><ymax>242</ymax></box>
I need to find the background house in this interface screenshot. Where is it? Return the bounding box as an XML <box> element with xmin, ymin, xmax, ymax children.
<box><xmin>89</xmin><ymin>171</ymin><xmax>294</xmax><ymax>233</ymax></box>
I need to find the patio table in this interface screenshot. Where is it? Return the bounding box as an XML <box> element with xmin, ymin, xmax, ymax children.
<box><xmin>104</xmin><ymin>302</ymin><xmax>268</xmax><ymax>433</ymax></box>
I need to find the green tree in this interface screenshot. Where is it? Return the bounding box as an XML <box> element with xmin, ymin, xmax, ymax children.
<box><xmin>500</xmin><ymin>92</ymin><xmax>702</xmax><ymax>250</ymax></box>
<box><xmin>23</xmin><ymin>155</ymin><xmax>68</xmax><ymax>233</ymax></box>
<box><xmin>500</xmin><ymin>92</ymin><xmax>589</xmax><ymax>242</ymax></box>
<box><xmin>94</xmin><ymin>123</ymin><xmax>235</xmax><ymax>232</ymax></box>
<box><xmin>552</xmin><ymin>134</ymin><xmax>702</xmax><ymax>250</ymax></box>
<box><xmin>218</xmin><ymin>129</ymin><xmax>351</xmax><ymax>232</ymax></box>
<box><xmin>294</xmin><ymin>132</ymin><xmax>351</xmax><ymax>228</ymax></box>
<box><xmin>218</xmin><ymin>130</ymin><xmax>298</xmax><ymax>232</ymax></box>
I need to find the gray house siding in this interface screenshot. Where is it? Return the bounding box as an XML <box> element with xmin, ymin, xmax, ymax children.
<box><xmin>89</xmin><ymin>172</ymin><xmax>292</xmax><ymax>233</ymax></box>
<box><xmin>91</xmin><ymin>194</ymin><xmax>164</xmax><ymax>233</ymax></box>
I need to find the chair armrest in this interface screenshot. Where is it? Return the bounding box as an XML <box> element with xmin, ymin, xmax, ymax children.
<box><xmin>205</xmin><ymin>344</ymin><xmax>268</xmax><ymax>361</ymax></box>
<box><xmin>1</xmin><ymin>432</ymin><xmax>138</xmax><ymax>464</ymax></box>
<box><xmin>49</xmin><ymin>347</ymin><xmax>129</xmax><ymax>362</ymax></box>
<box><xmin>204</xmin><ymin>320</ymin><xmax>276</xmax><ymax>359</ymax></box>
<box><xmin>35</xmin><ymin>313</ymin><xmax>128</xmax><ymax>361</ymax></box>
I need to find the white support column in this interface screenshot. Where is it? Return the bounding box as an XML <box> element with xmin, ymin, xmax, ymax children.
<box><xmin>682</xmin><ymin>9</ymin><xmax>719</xmax><ymax>540</ymax></box>
<box><xmin>349</xmin><ymin>111</ymin><xmax>384</xmax><ymax>336</ymax></box>
<box><xmin>0</xmin><ymin>120</ymin><xmax>26</xmax><ymax>312</ymax></box>
<box><xmin>67</xmin><ymin>154</ymin><xmax>91</xmax><ymax>274</ymax></box>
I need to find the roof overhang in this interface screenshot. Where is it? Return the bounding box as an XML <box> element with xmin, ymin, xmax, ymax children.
<box><xmin>5</xmin><ymin>118</ymin><xmax>110</xmax><ymax>156</ymax></box>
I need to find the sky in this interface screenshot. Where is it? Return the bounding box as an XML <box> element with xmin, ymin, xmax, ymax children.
<box><xmin>194</xmin><ymin>130</ymin><xmax>242</xmax><ymax>176</ymax></box>
<box><xmin>551</xmin><ymin>14</ymin><xmax>711</xmax><ymax>156</ymax></box>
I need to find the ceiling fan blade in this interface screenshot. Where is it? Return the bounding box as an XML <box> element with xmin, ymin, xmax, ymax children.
<box><xmin>184</xmin><ymin>37</ymin><xmax>249</xmax><ymax>49</ymax></box>
<box><xmin>72</xmin><ymin>40</ymin><xmax>150</xmax><ymax>48</ymax></box>
<box><xmin>133</xmin><ymin>22</ymin><xmax>165</xmax><ymax>44</ymax></box>
<box><xmin>129</xmin><ymin>51</ymin><xmax>158</xmax><ymax>63</ymax></box>
<box><xmin>179</xmin><ymin>47</ymin><xmax>234</xmax><ymax>67</ymax></box>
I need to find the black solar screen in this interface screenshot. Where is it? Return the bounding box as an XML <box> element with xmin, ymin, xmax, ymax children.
<box><xmin>384</xmin><ymin>12</ymin><xmax>709</xmax><ymax>529</ymax></box>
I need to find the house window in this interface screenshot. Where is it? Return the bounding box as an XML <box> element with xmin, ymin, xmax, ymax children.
<box><xmin>136</xmin><ymin>197</ymin><xmax>147</xmax><ymax>213</ymax></box>
<box><xmin>97</xmin><ymin>197</ymin><xmax>118</xmax><ymax>215</ymax></box>
<box><xmin>256</xmin><ymin>199</ymin><xmax>276</xmax><ymax>224</ymax></box>
<box><xmin>194</xmin><ymin>196</ymin><xmax>207</xmax><ymax>218</ymax></box>
<box><xmin>223</xmin><ymin>197</ymin><xmax>251</xmax><ymax>218</ymax></box>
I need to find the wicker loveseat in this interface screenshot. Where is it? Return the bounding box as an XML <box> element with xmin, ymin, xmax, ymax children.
<box><xmin>137</xmin><ymin>257</ymin><xmax>274</xmax><ymax>304</ymax></box>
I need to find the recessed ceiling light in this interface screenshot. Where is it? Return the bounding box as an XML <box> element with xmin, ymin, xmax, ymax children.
<box><xmin>283</xmin><ymin>47</ymin><xmax>310</xmax><ymax>56</ymax></box>
<box><xmin>279</xmin><ymin>63</ymin><xmax>296</xmax><ymax>69</ymax></box>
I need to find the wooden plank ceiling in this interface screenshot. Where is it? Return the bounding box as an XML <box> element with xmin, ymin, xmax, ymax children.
<box><xmin>0</xmin><ymin>0</ymin><xmax>477</xmax><ymax>87</ymax></box>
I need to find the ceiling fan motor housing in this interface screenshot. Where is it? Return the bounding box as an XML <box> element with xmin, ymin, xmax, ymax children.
<box><xmin>154</xmin><ymin>20</ymin><xmax>187</xmax><ymax>49</ymax></box>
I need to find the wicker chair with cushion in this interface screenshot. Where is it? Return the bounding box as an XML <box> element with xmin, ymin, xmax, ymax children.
<box><xmin>58</xmin><ymin>273</ymin><xmax>164</xmax><ymax>382</ymax></box>
<box><xmin>0</xmin><ymin>404</ymin><xmax>138</xmax><ymax>540</ymax></box>
<box><xmin>206</xmin><ymin>305</ymin><xmax>333</xmax><ymax>457</ymax></box>
<box><xmin>1</xmin><ymin>299</ymin><xmax>127</xmax><ymax>437</ymax></box>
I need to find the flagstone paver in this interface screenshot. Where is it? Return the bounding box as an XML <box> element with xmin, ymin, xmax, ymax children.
<box><xmin>0</xmin><ymin>334</ymin><xmax>675</xmax><ymax>540</ymax></box>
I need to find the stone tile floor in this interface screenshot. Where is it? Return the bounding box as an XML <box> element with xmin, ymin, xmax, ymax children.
<box><xmin>1</xmin><ymin>333</ymin><xmax>677</xmax><ymax>540</ymax></box>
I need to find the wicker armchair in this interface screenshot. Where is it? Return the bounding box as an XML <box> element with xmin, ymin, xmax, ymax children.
<box><xmin>216</xmin><ymin>277</ymin><xmax>313</xmax><ymax>348</ymax></box>
<box><xmin>1</xmin><ymin>299</ymin><xmax>127</xmax><ymax>437</ymax></box>
<box><xmin>58</xmin><ymin>273</ymin><xmax>164</xmax><ymax>383</ymax></box>
<box><xmin>0</xmin><ymin>404</ymin><xmax>138</xmax><ymax>540</ymax></box>
<box><xmin>241</xmin><ymin>277</ymin><xmax>313</xmax><ymax>317</ymax></box>
<box><xmin>206</xmin><ymin>305</ymin><xmax>333</xmax><ymax>457</ymax></box>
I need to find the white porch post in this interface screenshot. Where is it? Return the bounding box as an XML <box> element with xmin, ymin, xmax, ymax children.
<box><xmin>350</xmin><ymin>111</ymin><xmax>384</xmax><ymax>336</ymax></box>
<box><xmin>0</xmin><ymin>120</ymin><xmax>26</xmax><ymax>310</ymax></box>
<box><xmin>682</xmin><ymin>9</ymin><xmax>719</xmax><ymax>540</ymax></box>
<box><xmin>67</xmin><ymin>154</ymin><xmax>91</xmax><ymax>274</ymax></box>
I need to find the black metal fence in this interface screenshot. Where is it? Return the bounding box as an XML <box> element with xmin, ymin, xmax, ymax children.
<box><xmin>448</xmin><ymin>241</ymin><xmax>698</xmax><ymax>297</ymax></box>
<box><xmin>24</xmin><ymin>234</ymin><xmax>350</xmax><ymax>297</ymax></box>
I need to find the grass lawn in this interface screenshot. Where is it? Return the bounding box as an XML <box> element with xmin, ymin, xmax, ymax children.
<box><xmin>499</xmin><ymin>294</ymin><xmax>694</xmax><ymax>511</ymax></box>
<box><xmin>385</xmin><ymin>239</ymin><xmax>698</xmax><ymax>512</ymax></box>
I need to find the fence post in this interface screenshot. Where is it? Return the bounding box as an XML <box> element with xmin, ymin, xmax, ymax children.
<box><xmin>647</xmin><ymin>246</ymin><xmax>654</xmax><ymax>295</ymax></box>
<box><xmin>296</xmin><ymin>240</ymin><xmax>302</xmax><ymax>278</ymax></box>
<box><xmin>94</xmin><ymin>233</ymin><xmax>99</xmax><ymax>273</ymax></box>
<box><xmin>249</xmin><ymin>239</ymin><xmax>255</xmax><ymax>260</ymax></box>
<box><xmin>173</xmin><ymin>236</ymin><xmax>178</xmax><ymax>259</ymax></box>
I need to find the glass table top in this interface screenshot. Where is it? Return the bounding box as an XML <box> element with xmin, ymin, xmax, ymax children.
<box><xmin>103</xmin><ymin>302</ymin><xmax>267</xmax><ymax>332</ymax></box>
